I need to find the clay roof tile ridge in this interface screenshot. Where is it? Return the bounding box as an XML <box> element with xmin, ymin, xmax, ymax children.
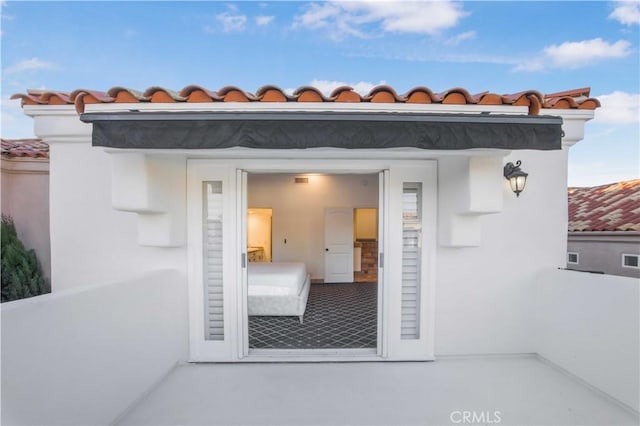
<box><xmin>143</xmin><ymin>87</ymin><xmax>187</xmax><ymax>101</ymax></box>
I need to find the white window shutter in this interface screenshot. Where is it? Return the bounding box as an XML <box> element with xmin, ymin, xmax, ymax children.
<box><xmin>204</xmin><ymin>182</ymin><xmax>224</xmax><ymax>340</ymax></box>
<box><xmin>401</xmin><ymin>183</ymin><xmax>421</xmax><ymax>340</ymax></box>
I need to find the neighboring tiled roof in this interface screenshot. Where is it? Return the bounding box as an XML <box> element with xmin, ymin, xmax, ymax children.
<box><xmin>1</xmin><ymin>138</ymin><xmax>49</xmax><ymax>159</ymax></box>
<box><xmin>568</xmin><ymin>179</ymin><xmax>640</xmax><ymax>232</ymax></box>
<box><xmin>10</xmin><ymin>85</ymin><xmax>601</xmax><ymax>115</ymax></box>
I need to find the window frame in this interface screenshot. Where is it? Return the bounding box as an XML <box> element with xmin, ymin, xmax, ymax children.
<box><xmin>567</xmin><ymin>252</ymin><xmax>579</xmax><ymax>265</ymax></box>
<box><xmin>621</xmin><ymin>253</ymin><xmax>639</xmax><ymax>269</ymax></box>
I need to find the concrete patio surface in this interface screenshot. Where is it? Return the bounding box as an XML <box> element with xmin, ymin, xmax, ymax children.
<box><xmin>116</xmin><ymin>355</ymin><xmax>638</xmax><ymax>426</ymax></box>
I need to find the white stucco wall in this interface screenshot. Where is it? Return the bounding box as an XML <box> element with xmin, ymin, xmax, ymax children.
<box><xmin>1</xmin><ymin>156</ymin><xmax>51</xmax><ymax>280</ymax></box>
<box><xmin>48</xmin><ymin>142</ymin><xmax>185</xmax><ymax>290</ymax></box>
<box><xmin>1</xmin><ymin>269</ymin><xmax>188</xmax><ymax>425</ymax></box>
<box><xmin>248</xmin><ymin>173</ymin><xmax>378</xmax><ymax>279</ymax></box>
<box><xmin>24</xmin><ymin>105</ymin><xmax>595</xmax><ymax>359</ymax></box>
<box><xmin>534</xmin><ymin>268</ymin><xmax>639</xmax><ymax>412</ymax></box>
<box><xmin>434</xmin><ymin>149</ymin><xmax>570</xmax><ymax>356</ymax></box>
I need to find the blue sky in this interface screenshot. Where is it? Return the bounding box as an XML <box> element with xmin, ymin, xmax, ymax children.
<box><xmin>1</xmin><ymin>1</ymin><xmax>638</xmax><ymax>186</ymax></box>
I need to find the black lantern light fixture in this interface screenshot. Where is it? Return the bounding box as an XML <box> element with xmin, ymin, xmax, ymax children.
<box><xmin>503</xmin><ymin>160</ymin><xmax>528</xmax><ymax>197</ymax></box>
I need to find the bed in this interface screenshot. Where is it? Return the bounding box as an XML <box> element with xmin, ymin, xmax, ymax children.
<box><xmin>247</xmin><ymin>262</ymin><xmax>311</xmax><ymax>324</ymax></box>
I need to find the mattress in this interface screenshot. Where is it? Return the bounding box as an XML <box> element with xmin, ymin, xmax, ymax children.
<box><xmin>248</xmin><ymin>262</ymin><xmax>307</xmax><ymax>296</ymax></box>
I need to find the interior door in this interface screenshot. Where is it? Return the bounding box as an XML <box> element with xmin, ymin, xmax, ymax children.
<box><xmin>324</xmin><ymin>208</ymin><xmax>354</xmax><ymax>283</ymax></box>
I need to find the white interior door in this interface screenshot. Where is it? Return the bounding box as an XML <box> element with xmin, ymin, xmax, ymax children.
<box><xmin>324</xmin><ymin>208</ymin><xmax>354</xmax><ymax>283</ymax></box>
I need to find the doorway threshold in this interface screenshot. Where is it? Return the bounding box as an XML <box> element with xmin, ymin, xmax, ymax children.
<box><xmin>246</xmin><ymin>348</ymin><xmax>379</xmax><ymax>362</ymax></box>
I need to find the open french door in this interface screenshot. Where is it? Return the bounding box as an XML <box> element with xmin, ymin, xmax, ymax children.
<box><xmin>385</xmin><ymin>165</ymin><xmax>437</xmax><ymax>360</ymax></box>
<box><xmin>238</xmin><ymin>170</ymin><xmax>249</xmax><ymax>358</ymax></box>
<box><xmin>187</xmin><ymin>161</ymin><xmax>240</xmax><ymax>362</ymax></box>
<box><xmin>188</xmin><ymin>160</ymin><xmax>435</xmax><ymax>362</ymax></box>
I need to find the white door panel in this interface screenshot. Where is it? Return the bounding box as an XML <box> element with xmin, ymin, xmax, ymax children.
<box><xmin>324</xmin><ymin>208</ymin><xmax>354</xmax><ymax>283</ymax></box>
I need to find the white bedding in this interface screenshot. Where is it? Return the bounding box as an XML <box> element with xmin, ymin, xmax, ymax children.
<box><xmin>248</xmin><ymin>262</ymin><xmax>308</xmax><ymax>296</ymax></box>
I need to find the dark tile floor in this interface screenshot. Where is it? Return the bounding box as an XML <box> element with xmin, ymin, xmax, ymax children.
<box><xmin>249</xmin><ymin>282</ymin><xmax>377</xmax><ymax>349</ymax></box>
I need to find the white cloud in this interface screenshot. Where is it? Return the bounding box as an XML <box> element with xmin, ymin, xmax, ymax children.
<box><xmin>609</xmin><ymin>1</ymin><xmax>640</xmax><ymax>25</ymax></box>
<box><xmin>593</xmin><ymin>91</ymin><xmax>640</xmax><ymax>124</ymax></box>
<box><xmin>293</xmin><ymin>1</ymin><xmax>468</xmax><ymax>39</ymax></box>
<box><xmin>543</xmin><ymin>38</ymin><xmax>631</xmax><ymax>68</ymax></box>
<box><xmin>216</xmin><ymin>11</ymin><xmax>247</xmax><ymax>32</ymax></box>
<box><xmin>3</xmin><ymin>57</ymin><xmax>57</xmax><ymax>75</ymax></box>
<box><xmin>445</xmin><ymin>30</ymin><xmax>476</xmax><ymax>45</ymax></box>
<box><xmin>514</xmin><ymin>38</ymin><xmax>631</xmax><ymax>71</ymax></box>
<box><xmin>309</xmin><ymin>79</ymin><xmax>387</xmax><ymax>96</ymax></box>
<box><xmin>255</xmin><ymin>15</ymin><xmax>274</xmax><ymax>26</ymax></box>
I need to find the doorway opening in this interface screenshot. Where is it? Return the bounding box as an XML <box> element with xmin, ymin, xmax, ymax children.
<box><xmin>246</xmin><ymin>172</ymin><xmax>380</xmax><ymax>351</ymax></box>
<box><xmin>354</xmin><ymin>208</ymin><xmax>378</xmax><ymax>283</ymax></box>
<box><xmin>247</xmin><ymin>208</ymin><xmax>272</xmax><ymax>262</ymax></box>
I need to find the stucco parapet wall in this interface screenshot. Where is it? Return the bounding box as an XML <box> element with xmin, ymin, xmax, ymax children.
<box><xmin>23</xmin><ymin>105</ymin><xmax>91</xmax><ymax>142</ymax></box>
<box><xmin>1</xmin><ymin>156</ymin><xmax>49</xmax><ymax>175</ymax></box>
<box><xmin>569</xmin><ymin>231</ymin><xmax>640</xmax><ymax>244</ymax></box>
<box><xmin>546</xmin><ymin>109</ymin><xmax>595</xmax><ymax>148</ymax></box>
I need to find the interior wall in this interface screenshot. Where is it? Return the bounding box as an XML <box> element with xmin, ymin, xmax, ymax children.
<box><xmin>248</xmin><ymin>174</ymin><xmax>378</xmax><ymax>280</ymax></box>
<box><xmin>355</xmin><ymin>208</ymin><xmax>377</xmax><ymax>240</ymax></box>
<box><xmin>248</xmin><ymin>208</ymin><xmax>272</xmax><ymax>261</ymax></box>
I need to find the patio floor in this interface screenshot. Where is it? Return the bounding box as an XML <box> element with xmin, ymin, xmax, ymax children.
<box><xmin>116</xmin><ymin>355</ymin><xmax>638</xmax><ymax>426</ymax></box>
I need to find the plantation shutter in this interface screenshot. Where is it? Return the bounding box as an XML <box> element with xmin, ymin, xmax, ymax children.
<box><xmin>204</xmin><ymin>181</ymin><xmax>224</xmax><ymax>340</ymax></box>
<box><xmin>401</xmin><ymin>183</ymin><xmax>422</xmax><ymax>340</ymax></box>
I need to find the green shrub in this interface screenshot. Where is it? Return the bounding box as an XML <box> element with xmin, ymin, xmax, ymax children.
<box><xmin>1</xmin><ymin>215</ymin><xmax>49</xmax><ymax>302</ymax></box>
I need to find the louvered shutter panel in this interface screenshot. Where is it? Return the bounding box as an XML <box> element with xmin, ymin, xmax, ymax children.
<box><xmin>401</xmin><ymin>183</ymin><xmax>422</xmax><ymax>340</ymax></box>
<box><xmin>204</xmin><ymin>182</ymin><xmax>224</xmax><ymax>340</ymax></box>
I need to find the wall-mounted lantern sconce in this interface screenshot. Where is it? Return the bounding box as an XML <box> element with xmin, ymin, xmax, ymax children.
<box><xmin>503</xmin><ymin>160</ymin><xmax>528</xmax><ymax>197</ymax></box>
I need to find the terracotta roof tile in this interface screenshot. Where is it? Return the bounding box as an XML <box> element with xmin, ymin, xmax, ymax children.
<box><xmin>10</xmin><ymin>85</ymin><xmax>601</xmax><ymax>114</ymax></box>
<box><xmin>435</xmin><ymin>87</ymin><xmax>475</xmax><ymax>105</ymax></box>
<box><xmin>364</xmin><ymin>85</ymin><xmax>405</xmax><ymax>103</ymax></box>
<box><xmin>179</xmin><ymin>85</ymin><xmax>223</xmax><ymax>102</ymax></box>
<box><xmin>293</xmin><ymin>86</ymin><xmax>328</xmax><ymax>102</ymax></box>
<box><xmin>107</xmin><ymin>87</ymin><xmax>148</xmax><ymax>103</ymax></box>
<box><xmin>255</xmin><ymin>85</ymin><xmax>294</xmax><ymax>102</ymax></box>
<box><xmin>1</xmin><ymin>138</ymin><xmax>49</xmax><ymax>159</ymax></box>
<box><xmin>330</xmin><ymin>86</ymin><xmax>361</xmax><ymax>102</ymax></box>
<box><xmin>143</xmin><ymin>87</ymin><xmax>187</xmax><ymax>103</ymax></box>
<box><xmin>69</xmin><ymin>89</ymin><xmax>114</xmax><ymax>114</ymax></box>
<box><xmin>473</xmin><ymin>92</ymin><xmax>503</xmax><ymax>105</ymax></box>
<box><xmin>403</xmin><ymin>87</ymin><xmax>436</xmax><ymax>104</ymax></box>
<box><xmin>568</xmin><ymin>179</ymin><xmax>640</xmax><ymax>232</ymax></box>
<box><xmin>217</xmin><ymin>86</ymin><xmax>258</xmax><ymax>102</ymax></box>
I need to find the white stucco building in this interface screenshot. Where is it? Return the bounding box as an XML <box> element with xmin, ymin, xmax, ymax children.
<box><xmin>3</xmin><ymin>84</ymin><xmax>638</xmax><ymax>425</ymax></box>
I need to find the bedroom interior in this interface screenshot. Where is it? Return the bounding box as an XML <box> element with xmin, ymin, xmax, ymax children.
<box><xmin>246</xmin><ymin>173</ymin><xmax>379</xmax><ymax>350</ymax></box>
